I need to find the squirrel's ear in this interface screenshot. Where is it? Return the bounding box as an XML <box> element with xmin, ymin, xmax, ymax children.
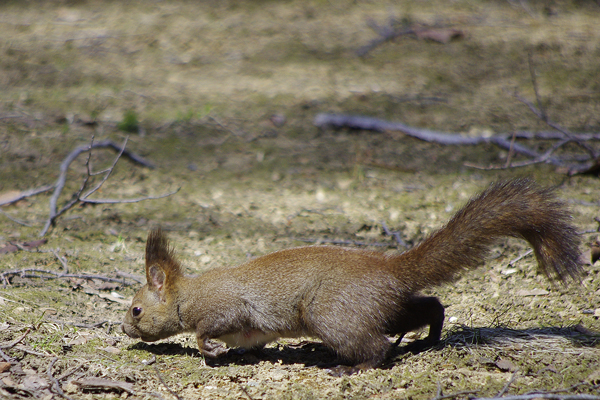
<box><xmin>148</xmin><ymin>264</ymin><xmax>166</xmax><ymax>291</ymax></box>
<box><xmin>145</xmin><ymin>228</ymin><xmax>182</xmax><ymax>288</ymax></box>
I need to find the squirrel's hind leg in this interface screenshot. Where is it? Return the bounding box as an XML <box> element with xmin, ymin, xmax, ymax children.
<box><xmin>388</xmin><ymin>295</ymin><xmax>445</xmax><ymax>348</ymax></box>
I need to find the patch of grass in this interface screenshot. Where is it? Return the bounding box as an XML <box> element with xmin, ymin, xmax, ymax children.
<box><xmin>118</xmin><ymin>109</ymin><xmax>140</xmax><ymax>133</ymax></box>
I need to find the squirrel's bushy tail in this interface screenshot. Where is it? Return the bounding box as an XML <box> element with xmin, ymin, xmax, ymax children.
<box><xmin>394</xmin><ymin>179</ymin><xmax>582</xmax><ymax>292</ymax></box>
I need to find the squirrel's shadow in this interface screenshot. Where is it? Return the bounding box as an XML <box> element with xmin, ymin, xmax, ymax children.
<box><xmin>440</xmin><ymin>325</ymin><xmax>599</xmax><ymax>349</ymax></box>
<box><xmin>129</xmin><ymin>340</ymin><xmax>338</xmax><ymax>368</ymax></box>
<box><xmin>128</xmin><ymin>325</ymin><xmax>599</xmax><ymax>370</ymax></box>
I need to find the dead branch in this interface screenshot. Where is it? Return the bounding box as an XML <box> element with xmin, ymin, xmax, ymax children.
<box><xmin>153</xmin><ymin>365</ymin><xmax>183</xmax><ymax>400</ymax></box>
<box><xmin>80</xmin><ymin>189</ymin><xmax>180</xmax><ymax>204</ymax></box>
<box><xmin>357</xmin><ymin>17</ymin><xmax>464</xmax><ymax>57</ymax></box>
<box><xmin>496</xmin><ymin>371</ymin><xmax>520</xmax><ymax>397</ymax></box>
<box><xmin>48</xmin><ymin>318</ymin><xmax>112</xmax><ymax>330</ymax></box>
<box><xmin>47</xmin><ymin>357</ymin><xmax>75</xmax><ymax>400</ymax></box>
<box><xmin>508</xmin><ymin>249</ymin><xmax>533</xmax><ymax>266</ymax></box>
<box><xmin>115</xmin><ymin>270</ymin><xmax>144</xmax><ymax>283</ymax></box>
<box><xmin>0</xmin><ymin>268</ymin><xmax>137</xmax><ymax>287</ymax></box>
<box><xmin>0</xmin><ymin>184</ymin><xmax>54</xmax><ymax>207</ymax></box>
<box><xmin>498</xmin><ymin>51</ymin><xmax>599</xmax><ymax>173</ymax></box>
<box><xmin>314</xmin><ymin>113</ymin><xmax>562</xmax><ymax>164</ymax></box>
<box><xmin>381</xmin><ymin>221</ymin><xmax>407</xmax><ymax>247</ymax></box>
<box><xmin>0</xmin><ymin>328</ymin><xmax>32</xmax><ymax>349</ymax></box>
<box><xmin>357</xmin><ymin>20</ymin><xmax>415</xmax><ymax>56</ymax></box>
<box><xmin>0</xmin><ymin>348</ymin><xmax>13</xmax><ymax>362</ymax></box>
<box><xmin>56</xmin><ymin>363</ymin><xmax>86</xmax><ymax>382</ymax></box>
<box><xmin>38</xmin><ymin>137</ymin><xmax>174</xmax><ymax>236</ymax></box>
<box><xmin>465</xmin><ymin>138</ymin><xmax>571</xmax><ymax>170</ymax></box>
<box><xmin>0</xmin><ymin>208</ymin><xmax>34</xmax><ymax>227</ymax></box>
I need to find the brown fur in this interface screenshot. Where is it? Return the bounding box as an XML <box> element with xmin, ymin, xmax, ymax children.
<box><xmin>122</xmin><ymin>179</ymin><xmax>581</xmax><ymax>371</ymax></box>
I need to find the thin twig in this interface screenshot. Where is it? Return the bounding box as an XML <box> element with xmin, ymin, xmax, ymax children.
<box><xmin>14</xmin><ymin>345</ymin><xmax>51</xmax><ymax>357</ymax></box>
<box><xmin>0</xmin><ymin>208</ymin><xmax>34</xmax><ymax>227</ymax></box>
<box><xmin>504</xmin><ymin>131</ymin><xmax>517</xmax><ymax>168</ymax></box>
<box><xmin>0</xmin><ymin>347</ymin><xmax>14</xmax><ymax>362</ymax></box>
<box><xmin>39</xmin><ymin>138</ymin><xmax>157</xmax><ymax>236</ymax></box>
<box><xmin>466</xmin><ymin>138</ymin><xmax>571</xmax><ymax>170</ymax></box>
<box><xmin>496</xmin><ymin>370</ymin><xmax>520</xmax><ymax>397</ymax></box>
<box><xmin>432</xmin><ymin>381</ymin><xmax>443</xmax><ymax>400</ymax></box>
<box><xmin>80</xmin><ymin>188</ymin><xmax>180</xmax><ymax>204</ymax></box>
<box><xmin>0</xmin><ymin>327</ymin><xmax>32</xmax><ymax>349</ymax></box>
<box><xmin>0</xmin><ymin>184</ymin><xmax>54</xmax><ymax>207</ymax></box>
<box><xmin>515</xmin><ymin>52</ymin><xmax>597</xmax><ymax>159</ymax></box>
<box><xmin>381</xmin><ymin>221</ymin><xmax>407</xmax><ymax>247</ymax></box>
<box><xmin>509</xmin><ymin>249</ymin><xmax>533</xmax><ymax>266</ymax></box>
<box><xmin>314</xmin><ymin>113</ymin><xmax>564</xmax><ymax>165</ymax></box>
<box><xmin>153</xmin><ymin>365</ymin><xmax>183</xmax><ymax>400</ymax></box>
<box><xmin>115</xmin><ymin>270</ymin><xmax>144</xmax><ymax>283</ymax></box>
<box><xmin>56</xmin><ymin>363</ymin><xmax>86</xmax><ymax>382</ymax></box>
<box><xmin>528</xmin><ymin>50</ymin><xmax>546</xmax><ymax>122</ymax></box>
<box><xmin>48</xmin><ymin>318</ymin><xmax>110</xmax><ymax>329</ymax></box>
<box><xmin>0</xmin><ymin>268</ymin><xmax>136</xmax><ymax>286</ymax></box>
<box><xmin>51</xmin><ymin>248</ymin><xmax>69</xmax><ymax>272</ymax></box>
<box><xmin>47</xmin><ymin>357</ymin><xmax>75</xmax><ymax>400</ymax></box>
<box><xmin>80</xmin><ymin>137</ymin><xmax>128</xmax><ymax>200</ymax></box>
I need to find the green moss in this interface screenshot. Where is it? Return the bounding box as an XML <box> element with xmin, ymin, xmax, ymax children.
<box><xmin>118</xmin><ymin>109</ymin><xmax>140</xmax><ymax>133</ymax></box>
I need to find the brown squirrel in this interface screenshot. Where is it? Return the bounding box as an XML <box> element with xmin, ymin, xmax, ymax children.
<box><xmin>122</xmin><ymin>179</ymin><xmax>581</xmax><ymax>373</ymax></box>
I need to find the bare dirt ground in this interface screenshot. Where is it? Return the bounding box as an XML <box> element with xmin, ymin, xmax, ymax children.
<box><xmin>1</xmin><ymin>0</ymin><xmax>600</xmax><ymax>399</ymax></box>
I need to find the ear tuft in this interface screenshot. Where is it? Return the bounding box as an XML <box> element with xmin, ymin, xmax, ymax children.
<box><xmin>145</xmin><ymin>228</ymin><xmax>182</xmax><ymax>287</ymax></box>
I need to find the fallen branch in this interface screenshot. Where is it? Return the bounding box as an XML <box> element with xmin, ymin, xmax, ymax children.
<box><xmin>357</xmin><ymin>17</ymin><xmax>464</xmax><ymax>57</ymax></box>
<box><xmin>0</xmin><ymin>327</ymin><xmax>32</xmax><ymax>349</ymax></box>
<box><xmin>0</xmin><ymin>184</ymin><xmax>54</xmax><ymax>207</ymax></box>
<box><xmin>0</xmin><ymin>268</ymin><xmax>137</xmax><ymax>287</ymax></box>
<box><xmin>115</xmin><ymin>270</ymin><xmax>144</xmax><ymax>284</ymax></box>
<box><xmin>314</xmin><ymin>113</ymin><xmax>561</xmax><ymax>164</ymax></box>
<box><xmin>47</xmin><ymin>357</ymin><xmax>75</xmax><ymax>400</ymax></box>
<box><xmin>0</xmin><ymin>208</ymin><xmax>34</xmax><ymax>227</ymax></box>
<box><xmin>48</xmin><ymin>318</ymin><xmax>113</xmax><ymax>330</ymax></box>
<box><xmin>381</xmin><ymin>221</ymin><xmax>407</xmax><ymax>247</ymax></box>
<box><xmin>153</xmin><ymin>365</ymin><xmax>183</xmax><ymax>400</ymax></box>
<box><xmin>80</xmin><ymin>189</ymin><xmax>180</xmax><ymax>204</ymax></box>
<box><xmin>496</xmin><ymin>371</ymin><xmax>520</xmax><ymax>397</ymax></box>
<box><xmin>39</xmin><ymin>137</ymin><xmax>175</xmax><ymax>236</ymax></box>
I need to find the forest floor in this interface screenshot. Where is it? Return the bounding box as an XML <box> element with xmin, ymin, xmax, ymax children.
<box><xmin>0</xmin><ymin>0</ymin><xmax>599</xmax><ymax>399</ymax></box>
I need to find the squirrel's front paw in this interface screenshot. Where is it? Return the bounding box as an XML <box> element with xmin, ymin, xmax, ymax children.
<box><xmin>199</xmin><ymin>339</ymin><xmax>229</xmax><ymax>358</ymax></box>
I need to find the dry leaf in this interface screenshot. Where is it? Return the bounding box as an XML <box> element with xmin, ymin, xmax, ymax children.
<box><xmin>496</xmin><ymin>358</ymin><xmax>516</xmax><ymax>372</ymax></box>
<box><xmin>0</xmin><ymin>244</ymin><xmax>19</xmax><ymax>254</ymax></box>
<box><xmin>0</xmin><ymin>362</ymin><xmax>11</xmax><ymax>373</ymax></box>
<box><xmin>68</xmin><ymin>336</ymin><xmax>88</xmax><ymax>346</ymax></box>
<box><xmin>99</xmin><ymin>346</ymin><xmax>121</xmax><ymax>355</ymax></box>
<box><xmin>0</xmin><ymin>239</ymin><xmax>47</xmax><ymax>254</ymax></box>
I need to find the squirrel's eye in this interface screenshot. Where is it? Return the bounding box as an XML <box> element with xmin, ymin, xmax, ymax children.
<box><xmin>132</xmin><ymin>307</ymin><xmax>142</xmax><ymax>317</ymax></box>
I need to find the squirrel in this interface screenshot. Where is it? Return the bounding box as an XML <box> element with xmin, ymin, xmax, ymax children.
<box><xmin>122</xmin><ymin>179</ymin><xmax>582</xmax><ymax>374</ymax></box>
